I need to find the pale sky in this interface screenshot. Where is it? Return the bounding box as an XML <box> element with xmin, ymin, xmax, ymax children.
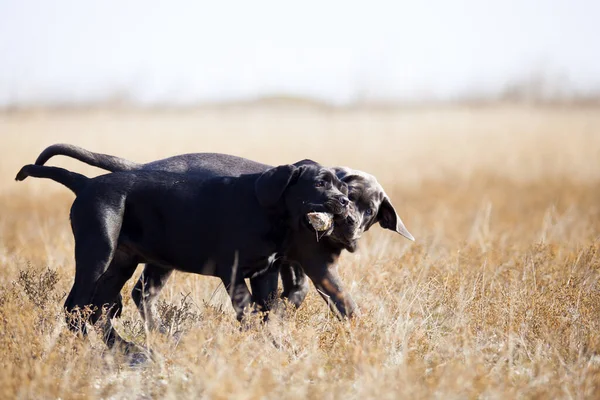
<box><xmin>1</xmin><ymin>0</ymin><xmax>599</xmax><ymax>105</ymax></box>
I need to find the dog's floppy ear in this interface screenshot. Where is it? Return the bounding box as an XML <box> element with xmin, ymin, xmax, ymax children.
<box><xmin>255</xmin><ymin>164</ymin><xmax>299</xmax><ymax>208</ymax></box>
<box><xmin>378</xmin><ymin>197</ymin><xmax>415</xmax><ymax>241</ymax></box>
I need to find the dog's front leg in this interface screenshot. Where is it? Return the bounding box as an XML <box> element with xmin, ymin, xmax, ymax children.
<box><xmin>279</xmin><ymin>260</ymin><xmax>310</xmax><ymax>308</ymax></box>
<box><xmin>301</xmin><ymin>259</ymin><xmax>358</xmax><ymax>319</ymax></box>
<box><xmin>221</xmin><ymin>276</ymin><xmax>252</xmax><ymax>321</ymax></box>
<box><xmin>131</xmin><ymin>264</ymin><xmax>174</xmax><ymax>333</ymax></box>
<box><xmin>249</xmin><ymin>265</ymin><xmax>279</xmax><ymax>317</ymax></box>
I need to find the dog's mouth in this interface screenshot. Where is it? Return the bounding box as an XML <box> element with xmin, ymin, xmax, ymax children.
<box><xmin>325</xmin><ymin>214</ymin><xmax>363</xmax><ymax>252</ymax></box>
<box><xmin>303</xmin><ymin>212</ymin><xmax>335</xmax><ymax>240</ymax></box>
<box><xmin>300</xmin><ymin>200</ymin><xmax>351</xmax><ymax>241</ymax></box>
<box><xmin>301</xmin><ymin>212</ymin><xmax>362</xmax><ymax>249</ymax></box>
<box><xmin>324</xmin><ymin>199</ymin><xmax>350</xmax><ymax>218</ymax></box>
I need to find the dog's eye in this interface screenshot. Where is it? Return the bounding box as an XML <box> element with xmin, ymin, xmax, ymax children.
<box><xmin>365</xmin><ymin>208</ymin><xmax>373</xmax><ymax>216</ymax></box>
<box><xmin>315</xmin><ymin>180</ymin><xmax>326</xmax><ymax>188</ymax></box>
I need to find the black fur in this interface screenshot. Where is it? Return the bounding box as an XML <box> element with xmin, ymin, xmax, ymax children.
<box><xmin>33</xmin><ymin>144</ymin><xmax>414</xmax><ymax>328</ymax></box>
<box><xmin>16</xmin><ymin>162</ymin><xmax>351</xmax><ymax>353</ymax></box>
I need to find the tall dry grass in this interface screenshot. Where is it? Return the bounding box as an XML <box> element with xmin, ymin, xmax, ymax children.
<box><xmin>0</xmin><ymin>104</ymin><xmax>599</xmax><ymax>399</ymax></box>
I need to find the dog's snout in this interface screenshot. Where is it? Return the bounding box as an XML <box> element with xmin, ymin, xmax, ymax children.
<box><xmin>338</xmin><ymin>196</ymin><xmax>349</xmax><ymax>207</ymax></box>
<box><xmin>346</xmin><ymin>215</ymin><xmax>355</xmax><ymax>225</ymax></box>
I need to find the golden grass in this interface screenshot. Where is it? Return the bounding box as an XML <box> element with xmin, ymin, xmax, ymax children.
<box><xmin>0</xmin><ymin>104</ymin><xmax>599</xmax><ymax>399</ymax></box>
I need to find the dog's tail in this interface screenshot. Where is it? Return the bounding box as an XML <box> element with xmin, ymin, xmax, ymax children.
<box><xmin>15</xmin><ymin>164</ymin><xmax>89</xmax><ymax>195</ymax></box>
<box><xmin>35</xmin><ymin>143</ymin><xmax>141</xmax><ymax>172</ymax></box>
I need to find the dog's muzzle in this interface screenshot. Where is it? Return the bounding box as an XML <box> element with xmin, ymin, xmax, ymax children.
<box><xmin>325</xmin><ymin>195</ymin><xmax>351</xmax><ymax>218</ymax></box>
<box><xmin>328</xmin><ymin>208</ymin><xmax>362</xmax><ymax>250</ymax></box>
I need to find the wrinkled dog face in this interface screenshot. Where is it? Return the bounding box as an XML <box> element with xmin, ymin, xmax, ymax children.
<box><xmin>326</xmin><ymin>167</ymin><xmax>414</xmax><ymax>252</ymax></box>
<box><xmin>283</xmin><ymin>164</ymin><xmax>350</xmax><ymax>234</ymax></box>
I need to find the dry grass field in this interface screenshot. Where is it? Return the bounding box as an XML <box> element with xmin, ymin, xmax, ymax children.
<box><xmin>0</xmin><ymin>104</ymin><xmax>599</xmax><ymax>399</ymax></box>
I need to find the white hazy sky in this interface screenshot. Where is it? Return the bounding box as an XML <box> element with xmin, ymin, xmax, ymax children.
<box><xmin>1</xmin><ymin>0</ymin><xmax>599</xmax><ymax>105</ymax></box>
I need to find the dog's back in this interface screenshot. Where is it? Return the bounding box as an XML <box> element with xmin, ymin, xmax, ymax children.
<box><xmin>76</xmin><ymin>170</ymin><xmax>279</xmax><ymax>275</ymax></box>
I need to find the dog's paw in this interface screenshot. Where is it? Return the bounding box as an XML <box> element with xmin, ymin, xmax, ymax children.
<box><xmin>121</xmin><ymin>342</ymin><xmax>156</xmax><ymax>367</ymax></box>
<box><xmin>127</xmin><ymin>350</ymin><xmax>152</xmax><ymax>367</ymax></box>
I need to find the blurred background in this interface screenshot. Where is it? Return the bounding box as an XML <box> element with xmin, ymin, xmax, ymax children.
<box><xmin>1</xmin><ymin>0</ymin><xmax>599</xmax><ymax>107</ymax></box>
<box><xmin>1</xmin><ymin>3</ymin><xmax>600</xmax><ymax>398</ymax></box>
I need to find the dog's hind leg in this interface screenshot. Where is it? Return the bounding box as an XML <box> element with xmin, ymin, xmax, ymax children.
<box><xmin>65</xmin><ymin>195</ymin><xmax>125</xmax><ymax>336</ymax></box>
<box><xmin>131</xmin><ymin>264</ymin><xmax>173</xmax><ymax>333</ymax></box>
<box><xmin>88</xmin><ymin>249</ymin><xmax>139</xmax><ymax>350</ymax></box>
<box><xmin>64</xmin><ymin>233</ymin><xmax>119</xmax><ymax>335</ymax></box>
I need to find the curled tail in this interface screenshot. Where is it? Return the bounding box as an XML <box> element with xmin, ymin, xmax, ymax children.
<box><xmin>16</xmin><ymin>165</ymin><xmax>88</xmax><ymax>195</ymax></box>
<box><xmin>35</xmin><ymin>143</ymin><xmax>141</xmax><ymax>172</ymax></box>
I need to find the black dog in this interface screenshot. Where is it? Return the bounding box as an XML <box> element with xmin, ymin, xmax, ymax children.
<box><xmin>15</xmin><ymin>162</ymin><xmax>350</xmax><ymax>353</ymax></box>
<box><xmin>35</xmin><ymin>144</ymin><xmax>414</xmax><ymax>325</ymax></box>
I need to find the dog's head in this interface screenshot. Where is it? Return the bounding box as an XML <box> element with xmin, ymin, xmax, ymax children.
<box><xmin>255</xmin><ymin>162</ymin><xmax>350</xmax><ymax>235</ymax></box>
<box><xmin>321</xmin><ymin>167</ymin><xmax>414</xmax><ymax>251</ymax></box>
